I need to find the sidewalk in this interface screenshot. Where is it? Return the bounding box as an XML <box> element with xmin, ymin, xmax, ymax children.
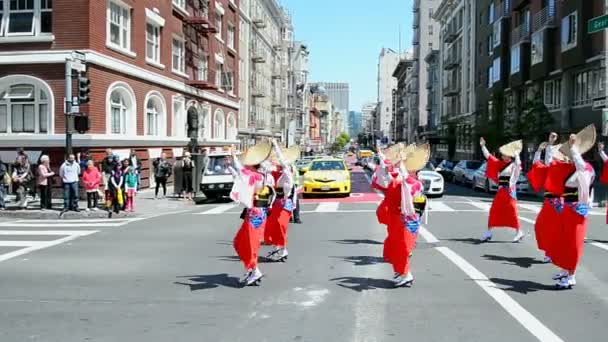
<box><xmin>0</xmin><ymin>186</ymin><xmax>196</xmax><ymax>220</ymax></box>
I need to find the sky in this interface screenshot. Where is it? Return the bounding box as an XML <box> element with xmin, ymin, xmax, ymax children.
<box><xmin>281</xmin><ymin>0</ymin><xmax>413</xmax><ymax>112</ymax></box>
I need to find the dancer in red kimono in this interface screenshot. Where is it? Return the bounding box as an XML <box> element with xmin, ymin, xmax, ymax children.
<box><xmin>229</xmin><ymin>143</ymin><xmax>275</xmax><ymax>286</ymax></box>
<box><xmin>373</xmin><ymin>144</ymin><xmax>428</xmax><ymax>287</ymax></box>
<box><xmin>372</xmin><ymin>144</ymin><xmax>404</xmax><ymax>266</ymax></box>
<box><xmin>551</xmin><ymin>129</ymin><xmax>595</xmax><ymax>289</ymax></box>
<box><xmin>265</xmin><ymin>140</ymin><xmax>297</xmax><ymax>262</ymax></box>
<box><xmin>528</xmin><ymin>133</ymin><xmax>560</xmax><ymax>262</ymax></box>
<box><xmin>598</xmin><ymin>142</ymin><xmax>608</xmax><ymax>224</ymax></box>
<box><xmin>479</xmin><ymin>138</ymin><xmax>523</xmax><ymax>242</ymax></box>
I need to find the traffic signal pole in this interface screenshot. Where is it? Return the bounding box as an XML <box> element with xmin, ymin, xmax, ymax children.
<box><xmin>65</xmin><ymin>58</ymin><xmax>73</xmax><ymax>157</ymax></box>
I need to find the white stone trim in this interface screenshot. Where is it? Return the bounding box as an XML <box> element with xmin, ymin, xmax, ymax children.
<box><xmin>106</xmin><ymin>44</ymin><xmax>137</xmax><ymax>58</ymax></box>
<box><xmin>145</xmin><ymin>59</ymin><xmax>166</xmax><ymax>70</ymax></box>
<box><xmin>0</xmin><ymin>134</ymin><xmax>189</xmax><ymax>148</ymax></box>
<box><xmin>0</xmin><ymin>35</ymin><xmax>55</xmax><ymax>44</ymax></box>
<box><xmin>145</xmin><ymin>8</ymin><xmax>166</xmax><ymax>27</ymax></box>
<box><xmin>216</xmin><ymin>2</ymin><xmax>225</xmax><ymax>15</ymax></box>
<box><xmin>213</xmin><ymin>108</ymin><xmax>226</xmax><ymax>140</ymax></box>
<box><xmin>0</xmin><ymin>50</ymin><xmax>240</xmax><ymax>109</ymax></box>
<box><xmin>105</xmin><ymin>81</ymin><xmax>137</xmax><ymax>136</ymax></box>
<box><xmin>172</xmin><ymin>3</ymin><xmax>189</xmax><ymax>17</ymax></box>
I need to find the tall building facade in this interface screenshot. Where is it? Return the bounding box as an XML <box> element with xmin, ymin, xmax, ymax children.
<box><xmin>412</xmin><ymin>0</ymin><xmax>441</xmax><ymax>140</ymax></box>
<box><xmin>309</xmin><ymin>82</ymin><xmax>349</xmax><ymax>133</ymax></box>
<box><xmin>288</xmin><ymin>42</ymin><xmax>310</xmax><ymax>147</ymax></box>
<box><xmin>474</xmin><ymin>0</ymin><xmax>606</xmax><ymax>161</ymax></box>
<box><xmin>348</xmin><ymin>111</ymin><xmax>362</xmax><ymax>137</ymax></box>
<box><xmin>0</xmin><ymin>0</ymin><xmax>241</xmax><ymax>187</ymax></box>
<box><xmin>376</xmin><ymin>48</ymin><xmax>400</xmax><ymax>140</ymax></box>
<box><xmin>238</xmin><ymin>0</ymin><xmax>252</xmax><ymax>146</ymax></box>
<box><xmin>393</xmin><ymin>56</ymin><xmax>414</xmax><ymax>142</ymax></box>
<box><xmin>435</xmin><ymin>0</ymin><xmax>478</xmax><ymax>160</ymax></box>
<box><xmin>361</xmin><ymin>102</ymin><xmax>378</xmax><ymax>134</ymax></box>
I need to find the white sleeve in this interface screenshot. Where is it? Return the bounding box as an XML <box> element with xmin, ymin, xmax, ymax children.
<box><xmin>600</xmin><ymin>150</ymin><xmax>608</xmax><ymax>162</ymax></box>
<box><xmin>533</xmin><ymin>151</ymin><xmax>542</xmax><ymax>163</ymax></box>
<box><xmin>571</xmin><ymin>145</ymin><xmax>592</xmax><ymax>204</ymax></box>
<box><xmin>401</xmin><ymin>181</ymin><xmax>416</xmax><ymax>217</ymax></box>
<box><xmin>509</xmin><ymin>156</ymin><xmax>521</xmax><ymax>188</ymax></box>
<box><xmin>544</xmin><ymin>145</ymin><xmax>555</xmax><ymax>164</ymax></box>
<box><xmin>481</xmin><ymin>145</ymin><xmax>490</xmax><ymax>160</ymax></box>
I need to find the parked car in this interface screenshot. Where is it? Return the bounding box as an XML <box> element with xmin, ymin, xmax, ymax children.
<box><xmin>435</xmin><ymin>159</ymin><xmax>456</xmax><ymax>182</ymax></box>
<box><xmin>472</xmin><ymin>161</ymin><xmax>530</xmax><ymax>194</ymax></box>
<box><xmin>453</xmin><ymin>160</ymin><xmax>483</xmax><ymax>185</ymax></box>
<box><xmin>419</xmin><ymin>162</ymin><xmax>445</xmax><ymax>197</ymax></box>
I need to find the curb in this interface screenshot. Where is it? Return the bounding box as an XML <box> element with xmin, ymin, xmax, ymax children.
<box><xmin>0</xmin><ymin>209</ymin><xmax>136</xmax><ymax>220</ymax></box>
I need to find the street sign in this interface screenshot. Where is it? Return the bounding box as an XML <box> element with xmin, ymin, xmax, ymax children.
<box><xmin>71</xmin><ymin>51</ymin><xmax>86</xmax><ymax>62</ymax></box>
<box><xmin>68</xmin><ymin>60</ymin><xmax>86</xmax><ymax>72</ymax></box>
<box><xmin>588</xmin><ymin>14</ymin><xmax>608</xmax><ymax>34</ymax></box>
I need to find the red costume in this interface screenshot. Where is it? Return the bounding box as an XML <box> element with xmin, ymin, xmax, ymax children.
<box><xmin>485</xmin><ymin>155</ymin><xmax>520</xmax><ymax>230</ymax></box>
<box><xmin>264</xmin><ymin>166</ymin><xmax>295</xmax><ymax>248</ymax></box>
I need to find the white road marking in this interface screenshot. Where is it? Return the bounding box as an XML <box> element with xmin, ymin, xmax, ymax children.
<box><xmin>0</xmin><ymin>241</ymin><xmax>46</xmax><ymax>247</ymax></box>
<box><xmin>428</xmin><ymin>201</ymin><xmax>455</xmax><ymax>212</ymax></box>
<box><xmin>0</xmin><ymin>231</ymin><xmax>98</xmax><ymax>263</ymax></box>
<box><xmin>315</xmin><ymin>202</ymin><xmax>340</xmax><ymax>212</ymax></box>
<box><xmin>419</xmin><ymin>225</ymin><xmax>563</xmax><ymax>342</ymax></box>
<box><xmin>196</xmin><ymin>204</ymin><xmax>237</xmax><ymax>215</ymax></box>
<box><xmin>468</xmin><ymin>201</ymin><xmax>491</xmax><ymax>211</ymax></box>
<box><xmin>0</xmin><ymin>230</ymin><xmax>95</xmax><ymax>236</ymax></box>
<box><xmin>589</xmin><ymin>241</ymin><xmax>608</xmax><ymax>252</ymax></box>
<box><xmin>518</xmin><ymin>204</ymin><xmax>541</xmax><ymax>213</ymax></box>
<box><xmin>0</xmin><ymin>222</ymin><xmax>126</xmax><ymax>228</ymax></box>
<box><xmin>434</xmin><ymin>246</ymin><xmax>563</xmax><ymax>342</ymax></box>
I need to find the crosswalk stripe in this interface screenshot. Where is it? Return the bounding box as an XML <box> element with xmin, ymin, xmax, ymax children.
<box><xmin>589</xmin><ymin>242</ymin><xmax>608</xmax><ymax>252</ymax></box>
<box><xmin>0</xmin><ymin>230</ymin><xmax>96</xmax><ymax>236</ymax></box>
<box><xmin>315</xmin><ymin>202</ymin><xmax>339</xmax><ymax>212</ymax></box>
<box><xmin>196</xmin><ymin>204</ymin><xmax>237</xmax><ymax>215</ymax></box>
<box><xmin>468</xmin><ymin>201</ymin><xmax>491</xmax><ymax>211</ymax></box>
<box><xmin>518</xmin><ymin>204</ymin><xmax>540</xmax><ymax>213</ymax></box>
<box><xmin>0</xmin><ymin>232</ymin><xmax>97</xmax><ymax>263</ymax></box>
<box><xmin>0</xmin><ymin>222</ymin><xmax>126</xmax><ymax>228</ymax></box>
<box><xmin>0</xmin><ymin>241</ymin><xmax>49</xmax><ymax>247</ymax></box>
<box><xmin>428</xmin><ymin>201</ymin><xmax>455</xmax><ymax>212</ymax></box>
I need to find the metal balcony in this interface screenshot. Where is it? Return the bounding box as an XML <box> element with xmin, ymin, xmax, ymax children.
<box><xmin>511</xmin><ymin>23</ymin><xmax>531</xmax><ymax>44</ymax></box>
<box><xmin>443</xmin><ymin>53</ymin><xmax>460</xmax><ymax>70</ymax></box>
<box><xmin>253</xmin><ymin>19</ymin><xmax>266</xmax><ymax>29</ymax></box>
<box><xmin>444</xmin><ymin>28</ymin><xmax>458</xmax><ymax>44</ymax></box>
<box><xmin>443</xmin><ymin>82</ymin><xmax>461</xmax><ymax>96</ymax></box>
<box><xmin>532</xmin><ymin>5</ymin><xmax>557</xmax><ymax>32</ymax></box>
<box><xmin>252</xmin><ymin>89</ymin><xmax>266</xmax><ymax>98</ymax></box>
<box><xmin>186</xmin><ymin>68</ymin><xmax>217</xmax><ymax>90</ymax></box>
<box><xmin>252</xmin><ymin>54</ymin><xmax>266</xmax><ymax>63</ymax></box>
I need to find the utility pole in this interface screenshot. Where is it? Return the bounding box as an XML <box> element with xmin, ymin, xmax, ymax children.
<box><xmin>64</xmin><ymin>51</ymin><xmax>88</xmax><ymax>158</ymax></box>
<box><xmin>65</xmin><ymin>58</ymin><xmax>73</xmax><ymax>157</ymax></box>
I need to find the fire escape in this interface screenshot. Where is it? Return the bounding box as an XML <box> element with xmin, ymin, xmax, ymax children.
<box><xmin>183</xmin><ymin>0</ymin><xmax>218</xmax><ymax>90</ymax></box>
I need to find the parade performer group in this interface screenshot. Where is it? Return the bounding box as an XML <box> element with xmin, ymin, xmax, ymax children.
<box><xmin>224</xmin><ymin>123</ymin><xmax>601</xmax><ymax>290</ymax></box>
<box><xmin>372</xmin><ymin>143</ymin><xmax>429</xmax><ymax>287</ymax></box>
<box><xmin>228</xmin><ymin>139</ymin><xmax>299</xmax><ymax>286</ymax></box>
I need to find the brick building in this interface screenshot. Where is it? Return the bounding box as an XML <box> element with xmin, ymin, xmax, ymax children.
<box><xmin>0</xmin><ymin>0</ymin><xmax>240</xmax><ymax>188</ymax></box>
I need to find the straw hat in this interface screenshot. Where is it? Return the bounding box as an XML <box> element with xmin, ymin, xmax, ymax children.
<box><xmin>383</xmin><ymin>143</ymin><xmax>405</xmax><ymax>165</ymax></box>
<box><xmin>499</xmin><ymin>140</ymin><xmax>523</xmax><ymax>158</ymax></box>
<box><xmin>559</xmin><ymin>124</ymin><xmax>597</xmax><ymax>158</ymax></box>
<box><xmin>401</xmin><ymin>143</ymin><xmax>430</xmax><ymax>172</ymax></box>
<box><xmin>269</xmin><ymin>145</ymin><xmax>301</xmax><ymax>165</ymax></box>
<box><xmin>240</xmin><ymin>141</ymin><xmax>272</xmax><ymax>166</ymax></box>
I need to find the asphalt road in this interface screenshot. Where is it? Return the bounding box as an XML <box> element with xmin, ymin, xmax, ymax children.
<box><xmin>0</xmin><ymin>171</ymin><xmax>608</xmax><ymax>341</ymax></box>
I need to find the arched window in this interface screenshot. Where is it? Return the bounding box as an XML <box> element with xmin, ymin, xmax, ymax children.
<box><xmin>0</xmin><ymin>75</ymin><xmax>53</xmax><ymax>134</ymax></box>
<box><xmin>199</xmin><ymin>105</ymin><xmax>212</xmax><ymax>139</ymax></box>
<box><xmin>144</xmin><ymin>92</ymin><xmax>166</xmax><ymax>136</ymax></box>
<box><xmin>226</xmin><ymin>112</ymin><xmax>237</xmax><ymax>140</ymax></box>
<box><xmin>106</xmin><ymin>82</ymin><xmax>136</xmax><ymax>135</ymax></box>
<box><xmin>213</xmin><ymin>109</ymin><xmax>225</xmax><ymax>140</ymax></box>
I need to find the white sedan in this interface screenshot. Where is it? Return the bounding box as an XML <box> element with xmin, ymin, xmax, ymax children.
<box><xmin>419</xmin><ymin>162</ymin><xmax>444</xmax><ymax>197</ymax></box>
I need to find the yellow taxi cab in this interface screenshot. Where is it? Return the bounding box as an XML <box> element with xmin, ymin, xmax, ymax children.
<box><xmin>302</xmin><ymin>158</ymin><xmax>351</xmax><ymax>197</ymax></box>
<box><xmin>357</xmin><ymin>149</ymin><xmax>374</xmax><ymax>159</ymax></box>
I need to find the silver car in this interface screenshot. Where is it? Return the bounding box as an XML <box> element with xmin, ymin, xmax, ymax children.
<box><xmin>472</xmin><ymin>161</ymin><xmax>530</xmax><ymax>194</ymax></box>
<box><xmin>453</xmin><ymin>160</ymin><xmax>483</xmax><ymax>185</ymax></box>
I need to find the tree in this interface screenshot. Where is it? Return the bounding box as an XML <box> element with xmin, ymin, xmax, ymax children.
<box><xmin>511</xmin><ymin>91</ymin><xmax>555</xmax><ymax>145</ymax></box>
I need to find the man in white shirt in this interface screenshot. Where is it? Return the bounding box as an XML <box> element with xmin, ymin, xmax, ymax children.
<box><xmin>59</xmin><ymin>154</ymin><xmax>81</xmax><ymax>213</ymax></box>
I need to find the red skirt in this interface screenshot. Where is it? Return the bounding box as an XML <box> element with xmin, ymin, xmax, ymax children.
<box><xmin>234</xmin><ymin>212</ymin><xmax>265</xmax><ymax>270</ymax></box>
<box><xmin>488</xmin><ymin>187</ymin><xmax>520</xmax><ymax>230</ymax></box>
<box><xmin>552</xmin><ymin>205</ymin><xmax>587</xmax><ymax>274</ymax></box>
<box><xmin>535</xmin><ymin>200</ymin><xmax>560</xmax><ymax>256</ymax></box>
<box><xmin>376</xmin><ymin>200</ymin><xmax>389</xmax><ymax>225</ymax></box>
<box><xmin>385</xmin><ymin>214</ymin><xmax>418</xmax><ymax>275</ymax></box>
<box><xmin>264</xmin><ymin>202</ymin><xmax>292</xmax><ymax>247</ymax></box>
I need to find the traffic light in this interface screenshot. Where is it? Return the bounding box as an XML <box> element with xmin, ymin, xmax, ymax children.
<box><xmin>74</xmin><ymin>115</ymin><xmax>90</xmax><ymax>134</ymax></box>
<box><xmin>78</xmin><ymin>76</ymin><xmax>91</xmax><ymax>104</ymax></box>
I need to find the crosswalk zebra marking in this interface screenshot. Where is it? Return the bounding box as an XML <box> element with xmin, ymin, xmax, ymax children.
<box><xmin>428</xmin><ymin>201</ymin><xmax>456</xmax><ymax>212</ymax></box>
<box><xmin>0</xmin><ymin>230</ymin><xmax>98</xmax><ymax>263</ymax></box>
<box><xmin>315</xmin><ymin>202</ymin><xmax>340</xmax><ymax>212</ymax></box>
<box><xmin>195</xmin><ymin>204</ymin><xmax>238</xmax><ymax>215</ymax></box>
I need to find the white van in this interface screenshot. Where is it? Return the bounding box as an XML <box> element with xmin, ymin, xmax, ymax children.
<box><xmin>198</xmin><ymin>152</ymin><xmax>235</xmax><ymax>200</ymax></box>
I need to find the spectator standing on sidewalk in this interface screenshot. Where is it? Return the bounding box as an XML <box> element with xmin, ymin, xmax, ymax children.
<box><xmin>120</xmin><ymin>159</ymin><xmax>131</xmax><ymax>209</ymax></box>
<box><xmin>107</xmin><ymin>163</ymin><xmax>124</xmax><ymax>217</ymax></box>
<box><xmin>153</xmin><ymin>152</ymin><xmax>172</xmax><ymax>199</ymax></box>
<box><xmin>12</xmin><ymin>156</ymin><xmax>32</xmax><ymax>209</ymax></box>
<box><xmin>124</xmin><ymin>166</ymin><xmax>138</xmax><ymax>212</ymax></box>
<box><xmin>0</xmin><ymin>157</ymin><xmax>8</xmax><ymax>210</ymax></box>
<box><xmin>59</xmin><ymin>154</ymin><xmax>81</xmax><ymax>214</ymax></box>
<box><xmin>37</xmin><ymin>155</ymin><xmax>55</xmax><ymax>210</ymax></box>
<box><xmin>182</xmin><ymin>151</ymin><xmax>195</xmax><ymax>201</ymax></box>
<box><xmin>101</xmin><ymin>148</ymin><xmax>116</xmax><ymax>191</ymax></box>
<box><xmin>82</xmin><ymin>160</ymin><xmax>102</xmax><ymax>211</ymax></box>
<box><xmin>77</xmin><ymin>150</ymin><xmax>90</xmax><ymax>175</ymax></box>
<box><xmin>129</xmin><ymin>149</ymin><xmax>142</xmax><ymax>190</ymax></box>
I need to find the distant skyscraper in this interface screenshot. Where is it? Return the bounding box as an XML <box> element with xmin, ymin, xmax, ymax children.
<box><xmin>310</xmin><ymin>82</ymin><xmax>349</xmax><ymax>132</ymax></box>
<box><xmin>377</xmin><ymin>48</ymin><xmax>399</xmax><ymax>140</ymax></box>
<box><xmin>348</xmin><ymin>111</ymin><xmax>362</xmax><ymax>137</ymax></box>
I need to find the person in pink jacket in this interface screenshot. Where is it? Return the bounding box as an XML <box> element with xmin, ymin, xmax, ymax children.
<box><xmin>82</xmin><ymin>160</ymin><xmax>102</xmax><ymax>210</ymax></box>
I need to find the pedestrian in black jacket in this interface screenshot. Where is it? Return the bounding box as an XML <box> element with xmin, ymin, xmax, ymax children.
<box><xmin>153</xmin><ymin>152</ymin><xmax>172</xmax><ymax>199</ymax></box>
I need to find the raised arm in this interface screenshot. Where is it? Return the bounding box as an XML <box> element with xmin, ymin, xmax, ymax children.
<box><xmin>534</xmin><ymin>142</ymin><xmax>548</xmax><ymax>163</ymax></box>
<box><xmin>599</xmin><ymin>142</ymin><xmax>608</xmax><ymax>162</ymax></box>
<box><xmin>480</xmin><ymin>137</ymin><xmax>490</xmax><ymax>160</ymax></box>
<box><xmin>570</xmin><ymin>135</ymin><xmax>592</xmax><ymax>204</ymax></box>
<box><xmin>271</xmin><ymin>139</ymin><xmax>288</xmax><ymax>169</ymax></box>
